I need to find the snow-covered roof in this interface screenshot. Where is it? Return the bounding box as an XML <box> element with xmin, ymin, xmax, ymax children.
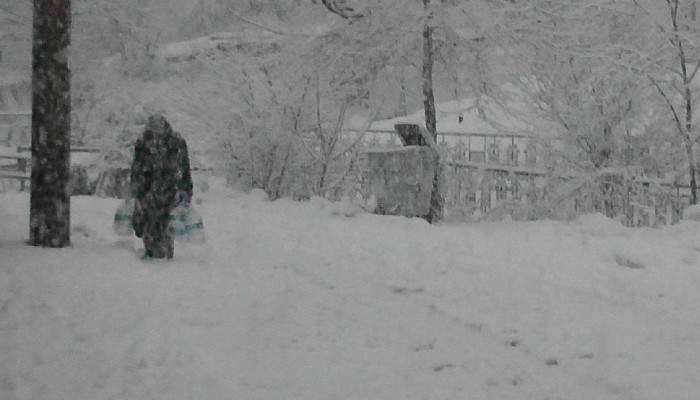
<box><xmin>154</xmin><ymin>30</ymin><xmax>280</xmax><ymax>61</ymax></box>
<box><xmin>367</xmin><ymin>98</ymin><xmax>530</xmax><ymax>137</ymax></box>
<box><xmin>348</xmin><ymin>87</ymin><xmax>557</xmax><ymax>139</ymax></box>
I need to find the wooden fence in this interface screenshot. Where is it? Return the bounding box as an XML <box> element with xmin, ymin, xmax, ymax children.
<box><xmin>356</xmin><ymin>128</ymin><xmax>687</xmax><ymax>226</ymax></box>
<box><xmin>0</xmin><ymin>145</ymin><xmax>102</xmax><ymax>191</ymax></box>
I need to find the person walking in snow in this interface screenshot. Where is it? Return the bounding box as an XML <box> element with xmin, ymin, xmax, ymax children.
<box><xmin>130</xmin><ymin>114</ymin><xmax>193</xmax><ymax>259</ymax></box>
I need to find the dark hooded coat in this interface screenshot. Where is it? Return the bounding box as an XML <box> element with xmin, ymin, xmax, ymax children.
<box><xmin>130</xmin><ymin>116</ymin><xmax>193</xmax><ymax>247</ymax></box>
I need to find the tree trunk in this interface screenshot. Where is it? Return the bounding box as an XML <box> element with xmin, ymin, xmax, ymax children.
<box><xmin>399</xmin><ymin>72</ymin><xmax>408</xmax><ymax>115</ymax></box>
<box><xmin>30</xmin><ymin>0</ymin><xmax>72</xmax><ymax>247</ymax></box>
<box><xmin>669</xmin><ymin>0</ymin><xmax>697</xmax><ymax>203</ymax></box>
<box><xmin>684</xmin><ymin>80</ymin><xmax>696</xmax><ymax>204</ymax></box>
<box><xmin>683</xmin><ymin>54</ymin><xmax>696</xmax><ymax>204</ymax></box>
<box><xmin>422</xmin><ymin>0</ymin><xmax>442</xmax><ymax>223</ymax></box>
<box><xmin>318</xmin><ymin>161</ymin><xmax>329</xmax><ymax>196</ymax></box>
<box><xmin>685</xmin><ymin>141</ymin><xmax>698</xmax><ymax>204</ymax></box>
<box><xmin>422</xmin><ymin>4</ymin><xmax>437</xmax><ymax>142</ymax></box>
<box><xmin>272</xmin><ymin>141</ymin><xmax>293</xmax><ymax>200</ymax></box>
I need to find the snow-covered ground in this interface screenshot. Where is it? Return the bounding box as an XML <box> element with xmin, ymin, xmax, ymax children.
<box><xmin>2</xmin><ymin>179</ymin><xmax>700</xmax><ymax>400</ymax></box>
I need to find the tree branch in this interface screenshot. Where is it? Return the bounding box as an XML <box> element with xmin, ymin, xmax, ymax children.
<box><xmin>228</xmin><ymin>8</ymin><xmax>318</xmax><ymax>37</ymax></box>
<box><xmin>316</xmin><ymin>0</ymin><xmax>363</xmax><ymax>20</ymax></box>
<box><xmin>689</xmin><ymin>57</ymin><xmax>700</xmax><ymax>83</ymax></box>
<box><xmin>649</xmin><ymin>75</ymin><xmax>687</xmax><ymax>141</ymax></box>
<box><xmin>333</xmin><ymin>109</ymin><xmax>378</xmax><ymax>159</ymax></box>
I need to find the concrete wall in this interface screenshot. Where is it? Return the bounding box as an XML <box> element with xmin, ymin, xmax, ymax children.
<box><xmin>364</xmin><ymin>146</ymin><xmax>438</xmax><ymax>218</ymax></box>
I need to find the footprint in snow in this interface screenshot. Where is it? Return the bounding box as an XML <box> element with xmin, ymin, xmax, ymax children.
<box><xmin>502</xmin><ymin>328</ymin><xmax>520</xmax><ymax>348</ymax></box>
<box><xmin>433</xmin><ymin>363</ymin><xmax>456</xmax><ymax>372</ymax></box>
<box><xmin>391</xmin><ymin>286</ymin><xmax>425</xmax><ymax>295</ymax></box>
<box><xmin>413</xmin><ymin>341</ymin><xmax>435</xmax><ymax>352</ymax></box>
<box><xmin>545</xmin><ymin>358</ymin><xmax>559</xmax><ymax>366</ymax></box>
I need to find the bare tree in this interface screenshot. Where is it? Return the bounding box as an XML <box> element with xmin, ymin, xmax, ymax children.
<box><xmin>30</xmin><ymin>0</ymin><xmax>72</xmax><ymax>247</ymax></box>
<box><xmin>313</xmin><ymin>0</ymin><xmax>445</xmax><ymax>220</ymax></box>
<box><xmin>422</xmin><ymin>0</ymin><xmax>443</xmax><ymax>223</ymax></box>
<box><xmin>639</xmin><ymin>0</ymin><xmax>700</xmax><ymax>203</ymax></box>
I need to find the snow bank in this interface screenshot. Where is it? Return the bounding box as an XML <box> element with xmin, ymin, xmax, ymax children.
<box><xmin>2</xmin><ymin>186</ymin><xmax>700</xmax><ymax>400</ymax></box>
<box><xmin>308</xmin><ymin>195</ymin><xmax>376</xmax><ymax>218</ymax></box>
<box><xmin>574</xmin><ymin>212</ymin><xmax>626</xmax><ymax>234</ymax></box>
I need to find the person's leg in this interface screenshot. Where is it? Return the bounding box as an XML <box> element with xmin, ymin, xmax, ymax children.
<box><xmin>165</xmin><ymin>234</ymin><xmax>174</xmax><ymax>259</ymax></box>
<box><xmin>164</xmin><ymin>211</ymin><xmax>175</xmax><ymax>259</ymax></box>
<box><xmin>142</xmin><ymin>212</ymin><xmax>164</xmax><ymax>258</ymax></box>
<box><xmin>142</xmin><ymin>231</ymin><xmax>154</xmax><ymax>258</ymax></box>
<box><xmin>150</xmin><ymin>228</ymin><xmax>167</xmax><ymax>258</ymax></box>
<box><xmin>150</xmin><ymin>212</ymin><xmax>173</xmax><ymax>259</ymax></box>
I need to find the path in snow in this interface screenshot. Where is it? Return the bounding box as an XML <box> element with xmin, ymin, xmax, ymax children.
<box><xmin>1</xmin><ymin>184</ymin><xmax>700</xmax><ymax>399</ymax></box>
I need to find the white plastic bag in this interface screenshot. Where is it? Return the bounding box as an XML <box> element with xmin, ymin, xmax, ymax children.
<box><xmin>184</xmin><ymin>207</ymin><xmax>205</xmax><ymax>244</ymax></box>
<box><xmin>113</xmin><ymin>198</ymin><xmax>135</xmax><ymax>236</ymax></box>
<box><xmin>169</xmin><ymin>205</ymin><xmax>205</xmax><ymax>244</ymax></box>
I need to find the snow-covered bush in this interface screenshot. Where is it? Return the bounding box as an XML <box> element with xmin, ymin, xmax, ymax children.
<box><xmin>213</xmin><ymin>39</ymin><xmax>375</xmax><ymax>203</ymax></box>
<box><xmin>311</xmin><ymin>194</ymin><xmax>375</xmax><ymax>218</ymax></box>
<box><xmin>438</xmin><ymin>164</ymin><xmax>683</xmax><ymax>227</ymax></box>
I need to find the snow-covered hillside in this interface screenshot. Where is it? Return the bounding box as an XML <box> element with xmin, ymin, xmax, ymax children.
<box><xmin>1</xmin><ymin>179</ymin><xmax>700</xmax><ymax>399</ymax></box>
